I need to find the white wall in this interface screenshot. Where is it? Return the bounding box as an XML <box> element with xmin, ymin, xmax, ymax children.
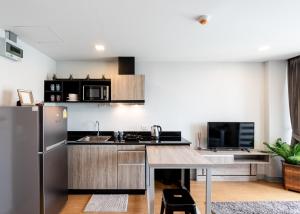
<box><xmin>0</xmin><ymin>29</ymin><xmax>56</xmax><ymax>105</ymax></box>
<box><xmin>57</xmin><ymin>61</ymin><xmax>267</xmax><ymax>148</ymax></box>
<box><xmin>263</xmin><ymin>61</ymin><xmax>292</xmax><ymax>179</ymax></box>
<box><xmin>264</xmin><ymin>61</ymin><xmax>291</xmax><ymax>143</ymax></box>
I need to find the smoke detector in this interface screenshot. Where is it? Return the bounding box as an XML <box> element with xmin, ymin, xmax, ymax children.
<box><xmin>198</xmin><ymin>15</ymin><xmax>210</xmax><ymax>25</ymax></box>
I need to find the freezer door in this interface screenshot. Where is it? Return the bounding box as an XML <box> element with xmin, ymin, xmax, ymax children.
<box><xmin>41</xmin><ymin>142</ymin><xmax>68</xmax><ymax>214</ymax></box>
<box><xmin>42</xmin><ymin>106</ymin><xmax>67</xmax><ymax>152</ymax></box>
<box><xmin>0</xmin><ymin>107</ymin><xmax>40</xmax><ymax>214</ymax></box>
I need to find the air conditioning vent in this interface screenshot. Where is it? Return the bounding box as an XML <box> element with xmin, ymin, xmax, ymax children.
<box><xmin>0</xmin><ymin>31</ymin><xmax>23</xmax><ymax>61</ymax></box>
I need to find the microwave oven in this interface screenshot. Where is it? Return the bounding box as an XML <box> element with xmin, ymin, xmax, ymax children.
<box><xmin>82</xmin><ymin>85</ymin><xmax>110</xmax><ymax>101</ymax></box>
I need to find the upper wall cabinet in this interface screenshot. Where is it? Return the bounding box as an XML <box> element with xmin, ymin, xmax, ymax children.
<box><xmin>44</xmin><ymin>57</ymin><xmax>145</xmax><ymax>104</ymax></box>
<box><xmin>111</xmin><ymin>75</ymin><xmax>145</xmax><ymax>103</ymax></box>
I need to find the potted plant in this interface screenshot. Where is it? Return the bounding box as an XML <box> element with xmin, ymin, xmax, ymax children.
<box><xmin>264</xmin><ymin>138</ymin><xmax>300</xmax><ymax>192</ymax></box>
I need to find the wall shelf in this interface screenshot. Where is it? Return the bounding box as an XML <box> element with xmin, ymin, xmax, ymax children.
<box><xmin>44</xmin><ymin>76</ymin><xmax>145</xmax><ymax>104</ymax></box>
<box><xmin>44</xmin><ymin>79</ymin><xmax>111</xmax><ymax>103</ymax></box>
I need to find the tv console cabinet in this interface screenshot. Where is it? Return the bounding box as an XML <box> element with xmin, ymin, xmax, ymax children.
<box><xmin>196</xmin><ymin>150</ymin><xmax>270</xmax><ymax>181</ymax></box>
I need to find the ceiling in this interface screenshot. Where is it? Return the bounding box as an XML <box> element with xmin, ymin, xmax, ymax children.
<box><xmin>1</xmin><ymin>0</ymin><xmax>300</xmax><ymax>61</ymax></box>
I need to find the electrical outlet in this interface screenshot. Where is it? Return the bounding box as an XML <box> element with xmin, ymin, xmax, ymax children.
<box><xmin>140</xmin><ymin>125</ymin><xmax>148</xmax><ymax>131</ymax></box>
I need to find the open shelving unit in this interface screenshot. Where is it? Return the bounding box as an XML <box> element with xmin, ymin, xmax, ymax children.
<box><xmin>233</xmin><ymin>153</ymin><xmax>270</xmax><ymax>164</ymax></box>
<box><xmin>44</xmin><ymin>79</ymin><xmax>111</xmax><ymax>103</ymax></box>
<box><xmin>44</xmin><ymin>80</ymin><xmax>64</xmax><ymax>103</ymax></box>
<box><xmin>196</xmin><ymin>150</ymin><xmax>270</xmax><ymax>181</ymax></box>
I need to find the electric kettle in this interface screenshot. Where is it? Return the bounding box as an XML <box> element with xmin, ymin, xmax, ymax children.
<box><xmin>151</xmin><ymin>125</ymin><xmax>162</xmax><ymax>140</ymax></box>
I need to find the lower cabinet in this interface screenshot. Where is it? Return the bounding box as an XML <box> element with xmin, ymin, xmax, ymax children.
<box><xmin>68</xmin><ymin>144</ymin><xmax>146</xmax><ymax>190</ymax></box>
<box><xmin>68</xmin><ymin>145</ymin><xmax>118</xmax><ymax>189</ymax></box>
<box><xmin>117</xmin><ymin>150</ymin><xmax>146</xmax><ymax>189</ymax></box>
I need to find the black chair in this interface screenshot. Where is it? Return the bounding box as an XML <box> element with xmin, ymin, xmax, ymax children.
<box><xmin>160</xmin><ymin>188</ymin><xmax>197</xmax><ymax>214</ymax></box>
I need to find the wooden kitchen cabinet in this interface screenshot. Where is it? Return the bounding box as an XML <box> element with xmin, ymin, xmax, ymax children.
<box><xmin>111</xmin><ymin>75</ymin><xmax>145</xmax><ymax>101</ymax></box>
<box><xmin>118</xmin><ymin>165</ymin><xmax>145</xmax><ymax>189</ymax></box>
<box><xmin>68</xmin><ymin>145</ymin><xmax>118</xmax><ymax>189</ymax></box>
<box><xmin>117</xmin><ymin>146</ymin><xmax>146</xmax><ymax>189</ymax></box>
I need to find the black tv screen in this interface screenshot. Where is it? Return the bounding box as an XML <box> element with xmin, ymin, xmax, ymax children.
<box><xmin>207</xmin><ymin>122</ymin><xmax>254</xmax><ymax>149</ymax></box>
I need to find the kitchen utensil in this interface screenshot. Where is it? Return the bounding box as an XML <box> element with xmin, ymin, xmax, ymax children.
<box><xmin>118</xmin><ymin>131</ymin><xmax>124</xmax><ymax>142</ymax></box>
<box><xmin>67</xmin><ymin>93</ymin><xmax>78</xmax><ymax>101</ymax></box>
<box><xmin>151</xmin><ymin>125</ymin><xmax>162</xmax><ymax>140</ymax></box>
<box><xmin>50</xmin><ymin>95</ymin><xmax>55</xmax><ymax>102</ymax></box>
<box><xmin>50</xmin><ymin>84</ymin><xmax>55</xmax><ymax>91</ymax></box>
<box><xmin>114</xmin><ymin>131</ymin><xmax>119</xmax><ymax>141</ymax></box>
<box><xmin>56</xmin><ymin>84</ymin><xmax>61</xmax><ymax>91</ymax></box>
<box><xmin>56</xmin><ymin>95</ymin><xmax>61</xmax><ymax>102</ymax></box>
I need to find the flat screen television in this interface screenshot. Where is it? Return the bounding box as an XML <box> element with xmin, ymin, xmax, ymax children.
<box><xmin>207</xmin><ymin>122</ymin><xmax>254</xmax><ymax>149</ymax></box>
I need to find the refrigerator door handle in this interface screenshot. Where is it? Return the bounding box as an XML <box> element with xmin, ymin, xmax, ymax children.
<box><xmin>45</xmin><ymin>140</ymin><xmax>66</xmax><ymax>152</ymax></box>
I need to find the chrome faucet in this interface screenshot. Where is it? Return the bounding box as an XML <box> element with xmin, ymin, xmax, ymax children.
<box><xmin>96</xmin><ymin>121</ymin><xmax>100</xmax><ymax>136</ymax></box>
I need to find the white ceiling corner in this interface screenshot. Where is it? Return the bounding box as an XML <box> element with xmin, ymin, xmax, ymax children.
<box><xmin>11</xmin><ymin>26</ymin><xmax>63</xmax><ymax>44</ymax></box>
<box><xmin>0</xmin><ymin>0</ymin><xmax>299</xmax><ymax>61</ymax></box>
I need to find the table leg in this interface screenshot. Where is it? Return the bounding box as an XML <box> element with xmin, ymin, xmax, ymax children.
<box><xmin>180</xmin><ymin>169</ymin><xmax>190</xmax><ymax>191</ymax></box>
<box><xmin>181</xmin><ymin>169</ymin><xmax>185</xmax><ymax>188</ymax></box>
<box><xmin>184</xmin><ymin>169</ymin><xmax>190</xmax><ymax>191</ymax></box>
<box><xmin>147</xmin><ymin>167</ymin><xmax>155</xmax><ymax>214</ymax></box>
<box><xmin>146</xmin><ymin>160</ymin><xmax>149</xmax><ymax>186</ymax></box>
<box><xmin>205</xmin><ymin>168</ymin><xmax>212</xmax><ymax>214</ymax></box>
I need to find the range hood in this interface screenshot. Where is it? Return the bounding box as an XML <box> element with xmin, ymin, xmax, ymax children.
<box><xmin>118</xmin><ymin>57</ymin><xmax>135</xmax><ymax>75</ymax></box>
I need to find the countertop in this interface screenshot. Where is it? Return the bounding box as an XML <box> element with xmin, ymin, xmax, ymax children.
<box><xmin>67</xmin><ymin>131</ymin><xmax>191</xmax><ymax>145</ymax></box>
<box><xmin>67</xmin><ymin>138</ymin><xmax>191</xmax><ymax>145</ymax></box>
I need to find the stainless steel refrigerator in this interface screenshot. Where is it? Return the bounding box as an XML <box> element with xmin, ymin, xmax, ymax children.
<box><xmin>0</xmin><ymin>106</ymin><xmax>68</xmax><ymax>214</ymax></box>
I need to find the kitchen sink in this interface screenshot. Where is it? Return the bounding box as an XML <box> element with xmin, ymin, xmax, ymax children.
<box><xmin>77</xmin><ymin>135</ymin><xmax>111</xmax><ymax>142</ymax></box>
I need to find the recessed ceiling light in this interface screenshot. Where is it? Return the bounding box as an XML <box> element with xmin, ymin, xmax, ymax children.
<box><xmin>198</xmin><ymin>15</ymin><xmax>210</xmax><ymax>25</ymax></box>
<box><xmin>95</xmin><ymin>44</ymin><xmax>105</xmax><ymax>51</ymax></box>
<box><xmin>258</xmin><ymin>45</ymin><xmax>270</xmax><ymax>51</ymax></box>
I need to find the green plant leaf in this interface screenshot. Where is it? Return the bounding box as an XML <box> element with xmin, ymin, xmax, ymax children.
<box><xmin>292</xmin><ymin>143</ymin><xmax>300</xmax><ymax>156</ymax></box>
<box><xmin>264</xmin><ymin>138</ymin><xmax>300</xmax><ymax>165</ymax></box>
<box><xmin>264</xmin><ymin>138</ymin><xmax>291</xmax><ymax>161</ymax></box>
<box><xmin>287</xmin><ymin>156</ymin><xmax>300</xmax><ymax>165</ymax></box>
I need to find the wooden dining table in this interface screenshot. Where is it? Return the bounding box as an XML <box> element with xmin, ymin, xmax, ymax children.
<box><xmin>146</xmin><ymin>146</ymin><xmax>213</xmax><ymax>214</ymax></box>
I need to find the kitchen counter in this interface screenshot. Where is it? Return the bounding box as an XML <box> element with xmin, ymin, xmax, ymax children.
<box><xmin>67</xmin><ymin>131</ymin><xmax>191</xmax><ymax>145</ymax></box>
<box><xmin>67</xmin><ymin>138</ymin><xmax>191</xmax><ymax>145</ymax></box>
